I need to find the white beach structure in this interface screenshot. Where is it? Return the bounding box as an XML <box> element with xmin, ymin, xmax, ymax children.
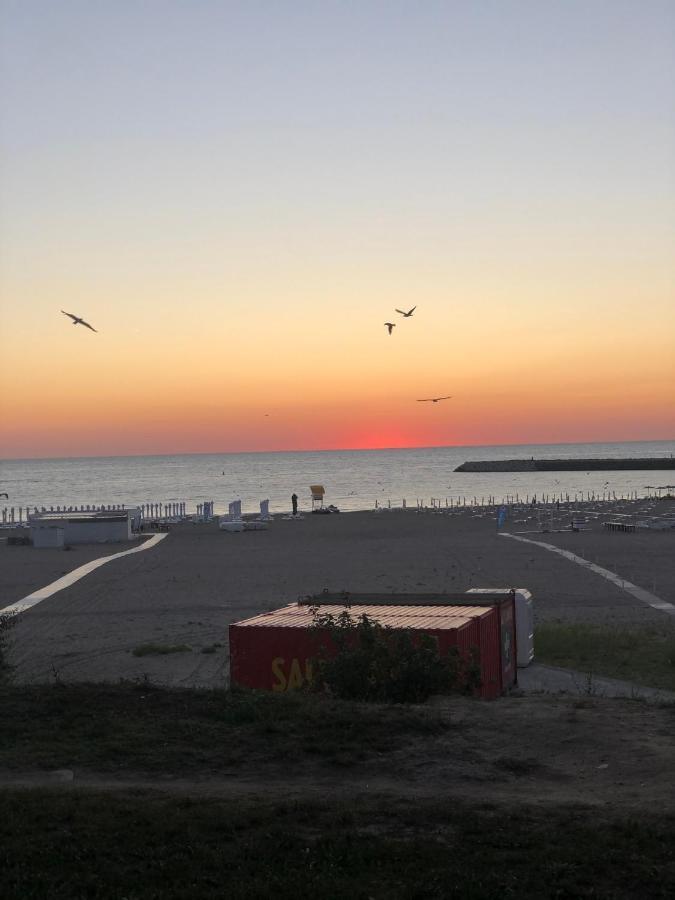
<box><xmin>258</xmin><ymin>499</ymin><xmax>273</xmax><ymax>521</ymax></box>
<box><xmin>219</xmin><ymin>500</ymin><xmax>244</xmax><ymax>532</ymax></box>
<box><xmin>29</xmin><ymin>509</ymin><xmax>136</xmax><ymax>545</ymax></box>
<box><xmin>31</xmin><ymin>524</ymin><xmax>66</xmax><ymax>548</ymax></box>
<box><xmin>467</xmin><ymin>588</ymin><xmax>535</xmax><ymax>667</ymax></box>
<box><xmin>219</xmin><ymin>499</ymin><xmax>270</xmax><ymax>532</ymax></box>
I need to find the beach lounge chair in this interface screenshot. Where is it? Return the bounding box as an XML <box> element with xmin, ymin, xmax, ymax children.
<box><xmin>570</xmin><ymin>518</ymin><xmax>591</xmax><ymax>532</ymax></box>
<box><xmin>219</xmin><ymin>500</ymin><xmax>244</xmax><ymax>532</ymax></box>
<box><xmin>242</xmin><ymin>499</ymin><xmax>271</xmax><ymax>530</ymax></box>
<box><xmin>257</xmin><ymin>499</ymin><xmax>273</xmax><ymax>522</ymax></box>
<box><xmin>243</xmin><ymin>520</ymin><xmax>268</xmax><ymax>531</ymax></box>
<box><xmin>637</xmin><ymin>518</ymin><xmax>673</xmax><ymax>530</ymax></box>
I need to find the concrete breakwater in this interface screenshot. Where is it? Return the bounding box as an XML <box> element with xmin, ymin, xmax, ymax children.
<box><xmin>455</xmin><ymin>458</ymin><xmax>675</xmax><ymax>473</ymax></box>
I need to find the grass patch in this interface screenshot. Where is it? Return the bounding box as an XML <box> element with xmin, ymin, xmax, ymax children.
<box><xmin>132</xmin><ymin>643</ymin><xmax>192</xmax><ymax>657</ymax></box>
<box><xmin>200</xmin><ymin>642</ymin><xmax>223</xmax><ymax>654</ymax></box>
<box><xmin>0</xmin><ymin>790</ymin><xmax>672</xmax><ymax>899</ymax></box>
<box><xmin>0</xmin><ymin>683</ymin><xmax>450</xmax><ymax>774</ymax></box>
<box><xmin>535</xmin><ymin>621</ymin><xmax>675</xmax><ymax>692</ymax></box>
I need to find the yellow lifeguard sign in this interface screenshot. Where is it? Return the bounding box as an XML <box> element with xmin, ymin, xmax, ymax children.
<box><xmin>309</xmin><ymin>485</ymin><xmax>325</xmax><ymax>510</ymax></box>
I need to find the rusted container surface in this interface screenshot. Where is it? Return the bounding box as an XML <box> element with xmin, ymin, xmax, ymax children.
<box><xmin>229</xmin><ymin>602</ymin><xmax>507</xmax><ymax>699</ymax></box>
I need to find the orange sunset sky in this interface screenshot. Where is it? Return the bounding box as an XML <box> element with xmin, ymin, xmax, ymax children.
<box><xmin>1</xmin><ymin>2</ymin><xmax>674</xmax><ymax>459</ymax></box>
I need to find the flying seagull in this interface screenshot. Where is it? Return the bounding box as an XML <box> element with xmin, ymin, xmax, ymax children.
<box><xmin>61</xmin><ymin>310</ymin><xmax>98</xmax><ymax>332</ymax></box>
<box><xmin>384</xmin><ymin>322</ymin><xmax>396</xmax><ymax>335</ymax></box>
<box><xmin>417</xmin><ymin>395</ymin><xmax>453</xmax><ymax>403</ymax></box>
<box><xmin>395</xmin><ymin>306</ymin><xmax>416</xmax><ymax>317</ymax></box>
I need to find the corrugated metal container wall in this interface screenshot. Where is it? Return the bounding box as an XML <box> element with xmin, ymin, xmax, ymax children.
<box><xmin>467</xmin><ymin>588</ymin><xmax>529</xmax><ymax>668</ymax></box>
<box><xmin>229</xmin><ymin>624</ymin><xmax>323</xmax><ymax>693</ymax></box>
<box><xmin>496</xmin><ymin>596</ymin><xmax>517</xmax><ymax>688</ymax></box>
<box><xmin>229</xmin><ymin>603</ymin><xmax>505</xmax><ymax>699</ymax></box>
<box><xmin>461</xmin><ymin>596</ymin><xmax>517</xmax><ymax>692</ymax></box>
<box><xmin>475</xmin><ymin>610</ymin><xmax>502</xmax><ymax>698</ymax></box>
<box><xmin>445</xmin><ymin>611</ymin><xmax>501</xmax><ymax>700</ymax></box>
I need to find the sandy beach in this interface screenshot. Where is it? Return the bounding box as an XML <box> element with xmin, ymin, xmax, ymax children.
<box><xmin>2</xmin><ymin>498</ymin><xmax>673</xmax><ymax>687</ymax></box>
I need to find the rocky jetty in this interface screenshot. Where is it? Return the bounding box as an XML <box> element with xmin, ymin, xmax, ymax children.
<box><xmin>454</xmin><ymin>458</ymin><xmax>675</xmax><ymax>473</ymax></box>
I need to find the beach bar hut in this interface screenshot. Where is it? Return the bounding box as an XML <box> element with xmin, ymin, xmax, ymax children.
<box><xmin>31</xmin><ymin>525</ymin><xmax>65</xmax><ymax>549</ymax></box>
<box><xmin>229</xmin><ymin>600</ymin><xmax>514</xmax><ymax>699</ymax></box>
<box><xmin>29</xmin><ymin>510</ymin><xmax>134</xmax><ymax>544</ymax></box>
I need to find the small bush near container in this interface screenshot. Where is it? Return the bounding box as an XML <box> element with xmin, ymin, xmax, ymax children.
<box><xmin>309</xmin><ymin>607</ymin><xmax>480</xmax><ymax>703</ymax></box>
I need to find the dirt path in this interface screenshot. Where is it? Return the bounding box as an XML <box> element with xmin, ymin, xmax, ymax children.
<box><xmin>0</xmin><ymin>770</ymin><xmax>658</xmax><ymax>810</ymax></box>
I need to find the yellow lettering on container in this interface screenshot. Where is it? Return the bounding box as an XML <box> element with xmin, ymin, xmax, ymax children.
<box><xmin>271</xmin><ymin>657</ymin><xmax>287</xmax><ymax>692</ymax></box>
<box><xmin>287</xmin><ymin>658</ymin><xmax>304</xmax><ymax>691</ymax></box>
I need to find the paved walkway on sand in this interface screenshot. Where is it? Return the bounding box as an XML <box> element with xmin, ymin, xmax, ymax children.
<box><xmin>501</xmin><ymin>532</ymin><xmax>675</xmax><ymax>617</ymax></box>
<box><xmin>0</xmin><ymin>533</ymin><xmax>168</xmax><ymax>616</ymax></box>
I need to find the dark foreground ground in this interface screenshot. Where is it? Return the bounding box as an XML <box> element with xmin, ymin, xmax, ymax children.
<box><xmin>3</xmin><ymin>788</ymin><xmax>673</xmax><ymax>899</ymax></box>
<box><xmin>1</xmin><ymin>684</ymin><xmax>674</xmax><ymax>899</ymax></box>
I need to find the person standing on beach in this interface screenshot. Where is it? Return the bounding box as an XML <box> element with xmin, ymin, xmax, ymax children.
<box><xmin>291</xmin><ymin>493</ymin><xmax>298</xmax><ymax>516</ymax></box>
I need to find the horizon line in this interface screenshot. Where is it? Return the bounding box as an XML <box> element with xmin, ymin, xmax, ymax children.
<box><xmin>2</xmin><ymin>437</ymin><xmax>674</xmax><ymax>464</ymax></box>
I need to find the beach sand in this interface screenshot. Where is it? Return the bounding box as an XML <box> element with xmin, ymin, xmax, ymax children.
<box><xmin>3</xmin><ymin>498</ymin><xmax>673</xmax><ymax>687</ymax></box>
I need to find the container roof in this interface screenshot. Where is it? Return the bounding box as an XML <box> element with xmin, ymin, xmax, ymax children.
<box><xmin>233</xmin><ymin>603</ymin><xmax>491</xmax><ymax>631</ymax></box>
<box><xmin>304</xmin><ymin>591</ymin><xmax>514</xmax><ymax>606</ymax></box>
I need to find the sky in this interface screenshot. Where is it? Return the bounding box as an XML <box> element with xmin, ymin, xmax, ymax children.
<box><xmin>1</xmin><ymin>0</ymin><xmax>674</xmax><ymax>458</ymax></box>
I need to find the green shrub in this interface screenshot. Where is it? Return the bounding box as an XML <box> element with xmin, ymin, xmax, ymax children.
<box><xmin>309</xmin><ymin>607</ymin><xmax>479</xmax><ymax>703</ymax></box>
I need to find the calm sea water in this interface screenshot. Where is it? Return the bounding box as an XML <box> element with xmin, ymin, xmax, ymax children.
<box><xmin>1</xmin><ymin>441</ymin><xmax>674</xmax><ymax>515</ymax></box>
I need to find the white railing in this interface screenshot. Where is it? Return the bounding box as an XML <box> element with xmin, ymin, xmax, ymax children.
<box><xmin>0</xmin><ymin>490</ymin><xmax>655</xmax><ymax>528</ymax></box>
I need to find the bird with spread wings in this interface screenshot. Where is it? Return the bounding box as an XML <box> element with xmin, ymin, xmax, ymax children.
<box><xmin>395</xmin><ymin>306</ymin><xmax>416</xmax><ymax>317</ymax></box>
<box><xmin>61</xmin><ymin>310</ymin><xmax>98</xmax><ymax>332</ymax></box>
<box><xmin>417</xmin><ymin>395</ymin><xmax>452</xmax><ymax>403</ymax></box>
<box><xmin>384</xmin><ymin>322</ymin><xmax>396</xmax><ymax>334</ymax></box>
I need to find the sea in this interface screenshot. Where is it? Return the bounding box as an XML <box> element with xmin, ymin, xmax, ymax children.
<box><xmin>1</xmin><ymin>440</ymin><xmax>674</xmax><ymax>516</ymax></box>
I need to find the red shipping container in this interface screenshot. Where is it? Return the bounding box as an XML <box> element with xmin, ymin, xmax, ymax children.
<box><xmin>229</xmin><ymin>601</ymin><xmax>509</xmax><ymax>699</ymax></box>
<box><xmin>303</xmin><ymin>591</ymin><xmax>518</xmax><ymax>690</ymax></box>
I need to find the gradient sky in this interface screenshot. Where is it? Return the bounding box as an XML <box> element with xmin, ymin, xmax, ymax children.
<box><xmin>1</xmin><ymin>1</ymin><xmax>674</xmax><ymax>458</ymax></box>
